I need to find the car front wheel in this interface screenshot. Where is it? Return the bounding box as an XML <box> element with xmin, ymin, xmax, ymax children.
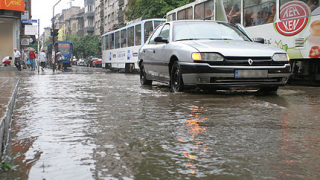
<box><xmin>171</xmin><ymin>61</ymin><xmax>184</xmax><ymax>92</ymax></box>
<box><xmin>140</xmin><ymin>62</ymin><xmax>152</xmax><ymax>85</ymax></box>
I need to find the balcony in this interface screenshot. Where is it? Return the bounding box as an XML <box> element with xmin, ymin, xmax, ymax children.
<box><xmin>100</xmin><ymin>26</ymin><xmax>104</xmax><ymax>34</ymax></box>
<box><xmin>84</xmin><ymin>26</ymin><xmax>94</xmax><ymax>33</ymax></box>
<box><xmin>119</xmin><ymin>0</ymin><xmax>124</xmax><ymax>6</ymax></box>
<box><xmin>100</xmin><ymin>10</ymin><xmax>104</xmax><ymax>18</ymax></box>
<box><xmin>84</xmin><ymin>12</ymin><xmax>94</xmax><ymax>19</ymax></box>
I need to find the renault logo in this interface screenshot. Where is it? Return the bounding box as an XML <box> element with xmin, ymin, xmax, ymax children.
<box><xmin>248</xmin><ymin>59</ymin><xmax>253</xmax><ymax>65</ymax></box>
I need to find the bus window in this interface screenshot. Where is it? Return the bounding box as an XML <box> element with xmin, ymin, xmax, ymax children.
<box><xmin>115</xmin><ymin>31</ymin><xmax>120</xmax><ymax>49</ymax></box>
<box><xmin>109</xmin><ymin>33</ymin><xmax>114</xmax><ymax>50</ymax></box>
<box><xmin>195</xmin><ymin>3</ymin><xmax>204</xmax><ymax>19</ymax></box>
<box><xmin>103</xmin><ymin>36</ymin><xmax>107</xmax><ymax>50</ymax></box>
<box><xmin>121</xmin><ymin>29</ymin><xmax>127</xmax><ymax>48</ymax></box>
<box><xmin>167</xmin><ymin>13</ymin><xmax>176</xmax><ymax>21</ymax></box>
<box><xmin>154</xmin><ymin>21</ymin><xmax>163</xmax><ymax>29</ymax></box>
<box><xmin>57</xmin><ymin>43</ymin><xmax>71</xmax><ymax>54</ymax></box>
<box><xmin>178</xmin><ymin>9</ymin><xmax>186</xmax><ymax>20</ymax></box>
<box><xmin>225</xmin><ymin>0</ymin><xmax>241</xmax><ymax>24</ymax></box>
<box><xmin>186</xmin><ymin>7</ymin><xmax>193</xmax><ymax>19</ymax></box>
<box><xmin>128</xmin><ymin>26</ymin><xmax>134</xmax><ymax>47</ymax></box>
<box><xmin>135</xmin><ymin>24</ymin><xmax>141</xmax><ymax>46</ymax></box>
<box><xmin>280</xmin><ymin>0</ymin><xmax>320</xmax><ymax>15</ymax></box>
<box><xmin>244</xmin><ymin>0</ymin><xmax>276</xmax><ymax>27</ymax></box>
<box><xmin>204</xmin><ymin>0</ymin><xmax>214</xmax><ymax>20</ymax></box>
<box><xmin>144</xmin><ymin>21</ymin><xmax>153</xmax><ymax>43</ymax></box>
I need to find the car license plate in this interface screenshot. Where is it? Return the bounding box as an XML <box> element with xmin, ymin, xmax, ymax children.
<box><xmin>235</xmin><ymin>70</ymin><xmax>268</xmax><ymax>78</ymax></box>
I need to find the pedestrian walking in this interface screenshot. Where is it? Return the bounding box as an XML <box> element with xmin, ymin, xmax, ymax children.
<box><xmin>2</xmin><ymin>56</ymin><xmax>12</xmax><ymax>66</ymax></box>
<box><xmin>39</xmin><ymin>50</ymin><xmax>47</xmax><ymax>72</ymax></box>
<box><xmin>56</xmin><ymin>50</ymin><xmax>64</xmax><ymax>71</ymax></box>
<box><xmin>22</xmin><ymin>51</ymin><xmax>28</xmax><ymax>69</ymax></box>
<box><xmin>29</xmin><ymin>50</ymin><xmax>36</xmax><ymax>71</ymax></box>
<box><xmin>13</xmin><ymin>48</ymin><xmax>21</xmax><ymax>71</ymax></box>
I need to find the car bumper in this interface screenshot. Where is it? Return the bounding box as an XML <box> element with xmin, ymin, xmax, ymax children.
<box><xmin>180</xmin><ymin>62</ymin><xmax>292</xmax><ymax>89</ymax></box>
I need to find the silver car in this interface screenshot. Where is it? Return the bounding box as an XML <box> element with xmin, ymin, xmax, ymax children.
<box><xmin>138</xmin><ymin>20</ymin><xmax>291</xmax><ymax>92</ymax></box>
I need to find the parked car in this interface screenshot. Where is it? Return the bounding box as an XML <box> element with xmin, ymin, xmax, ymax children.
<box><xmin>138</xmin><ymin>20</ymin><xmax>291</xmax><ymax>92</ymax></box>
<box><xmin>77</xmin><ymin>59</ymin><xmax>85</xmax><ymax>66</ymax></box>
<box><xmin>92</xmin><ymin>58</ymin><xmax>102</xmax><ymax>67</ymax></box>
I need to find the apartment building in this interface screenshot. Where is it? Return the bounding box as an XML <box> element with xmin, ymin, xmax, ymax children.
<box><xmin>84</xmin><ymin>0</ymin><xmax>95</xmax><ymax>35</ymax></box>
<box><xmin>103</xmin><ymin>0</ymin><xmax>128</xmax><ymax>34</ymax></box>
<box><xmin>50</xmin><ymin>0</ymin><xmax>129</xmax><ymax>39</ymax></box>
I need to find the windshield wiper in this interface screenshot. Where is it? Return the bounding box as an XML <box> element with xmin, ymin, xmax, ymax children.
<box><xmin>208</xmin><ymin>38</ymin><xmax>232</xmax><ymax>40</ymax></box>
<box><xmin>176</xmin><ymin>38</ymin><xmax>201</xmax><ymax>41</ymax></box>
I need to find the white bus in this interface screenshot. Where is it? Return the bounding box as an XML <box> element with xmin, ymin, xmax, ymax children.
<box><xmin>166</xmin><ymin>0</ymin><xmax>320</xmax><ymax>82</ymax></box>
<box><xmin>101</xmin><ymin>18</ymin><xmax>166</xmax><ymax>72</ymax></box>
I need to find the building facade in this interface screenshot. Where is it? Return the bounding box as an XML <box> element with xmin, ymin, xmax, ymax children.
<box><xmin>0</xmin><ymin>0</ymin><xmax>27</xmax><ymax>65</ymax></box>
<box><xmin>84</xmin><ymin>0</ymin><xmax>95</xmax><ymax>35</ymax></box>
<box><xmin>48</xmin><ymin>0</ymin><xmax>130</xmax><ymax>41</ymax></box>
<box><xmin>103</xmin><ymin>0</ymin><xmax>128</xmax><ymax>34</ymax></box>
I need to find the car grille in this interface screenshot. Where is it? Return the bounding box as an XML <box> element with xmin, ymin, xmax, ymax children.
<box><xmin>203</xmin><ymin>56</ymin><xmax>286</xmax><ymax>66</ymax></box>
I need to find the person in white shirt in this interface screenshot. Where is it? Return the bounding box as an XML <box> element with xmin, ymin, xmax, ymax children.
<box><xmin>13</xmin><ymin>48</ymin><xmax>21</xmax><ymax>71</ymax></box>
<box><xmin>39</xmin><ymin>50</ymin><xmax>47</xmax><ymax>71</ymax></box>
<box><xmin>2</xmin><ymin>56</ymin><xmax>12</xmax><ymax>66</ymax></box>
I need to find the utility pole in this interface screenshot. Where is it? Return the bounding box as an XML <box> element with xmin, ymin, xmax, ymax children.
<box><xmin>52</xmin><ymin>0</ymin><xmax>61</xmax><ymax>72</ymax></box>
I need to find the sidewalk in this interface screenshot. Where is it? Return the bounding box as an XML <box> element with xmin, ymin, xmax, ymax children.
<box><xmin>0</xmin><ymin>66</ymin><xmax>21</xmax><ymax>157</ymax></box>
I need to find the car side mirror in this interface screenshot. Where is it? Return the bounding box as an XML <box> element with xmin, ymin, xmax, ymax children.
<box><xmin>253</xmin><ymin>37</ymin><xmax>265</xmax><ymax>44</ymax></box>
<box><xmin>154</xmin><ymin>36</ymin><xmax>168</xmax><ymax>43</ymax></box>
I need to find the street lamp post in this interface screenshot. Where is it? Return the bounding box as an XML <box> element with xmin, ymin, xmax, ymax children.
<box><xmin>52</xmin><ymin>0</ymin><xmax>61</xmax><ymax>72</ymax></box>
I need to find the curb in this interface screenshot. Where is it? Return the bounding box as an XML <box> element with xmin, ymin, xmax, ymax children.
<box><xmin>0</xmin><ymin>78</ymin><xmax>20</xmax><ymax>158</ymax></box>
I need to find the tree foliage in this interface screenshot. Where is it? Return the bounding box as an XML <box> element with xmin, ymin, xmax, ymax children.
<box><xmin>66</xmin><ymin>34</ymin><xmax>101</xmax><ymax>58</ymax></box>
<box><xmin>125</xmin><ymin>0</ymin><xmax>193</xmax><ymax>21</ymax></box>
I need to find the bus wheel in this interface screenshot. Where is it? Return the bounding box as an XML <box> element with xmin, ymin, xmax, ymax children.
<box><xmin>140</xmin><ymin>63</ymin><xmax>152</xmax><ymax>85</ymax></box>
<box><xmin>125</xmin><ymin>63</ymin><xmax>134</xmax><ymax>73</ymax></box>
<box><xmin>171</xmin><ymin>61</ymin><xmax>184</xmax><ymax>92</ymax></box>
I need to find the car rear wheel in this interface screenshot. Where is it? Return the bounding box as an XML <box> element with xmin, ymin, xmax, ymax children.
<box><xmin>140</xmin><ymin>63</ymin><xmax>152</xmax><ymax>85</ymax></box>
<box><xmin>171</xmin><ymin>61</ymin><xmax>184</xmax><ymax>92</ymax></box>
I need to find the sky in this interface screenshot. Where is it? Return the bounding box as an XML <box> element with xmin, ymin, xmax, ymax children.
<box><xmin>31</xmin><ymin>0</ymin><xmax>84</xmax><ymax>35</ymax></box>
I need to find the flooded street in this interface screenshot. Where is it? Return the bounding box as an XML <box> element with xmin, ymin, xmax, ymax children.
<box><xmin>4</xmin><ymin>66</ymin><xmax>320</xmax><ymax>180</ymax></box>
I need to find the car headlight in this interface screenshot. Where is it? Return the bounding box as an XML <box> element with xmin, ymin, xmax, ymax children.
<box><xmin>192</xmin><ymin>53</ymin><xmax>224</xmax><ymax>61</ymax></box>
<box><xmin>273</xmin><ymin>53</ymin><xmax>290</xmax><ymax>61</ymax></box>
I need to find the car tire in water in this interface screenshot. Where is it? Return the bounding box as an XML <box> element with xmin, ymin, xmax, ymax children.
<box><xmin>171</xmin><ymin>61</ymin><xmax>184</xmax><ymax>92</ymax></box>
<box><xmin>140</xmin><ymin>62</ymin><xmax>152</xmax><ymax>85</ymax></box>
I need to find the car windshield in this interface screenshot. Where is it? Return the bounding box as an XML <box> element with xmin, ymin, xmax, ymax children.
<box><xmin>173</xmin><ymin>21</ymin><xmax>251</xmax><ymax>42</ymax></box>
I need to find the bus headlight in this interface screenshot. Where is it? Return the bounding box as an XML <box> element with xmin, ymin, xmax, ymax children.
<box><xmin>273</xmin><ymin>53</ymin><xmax>290</xmax><ymax>61</ymax></box>
<box><xmin>192</xmin><ymin>53</ymin><xmax>224</xmax><ymax>61</ymax></box>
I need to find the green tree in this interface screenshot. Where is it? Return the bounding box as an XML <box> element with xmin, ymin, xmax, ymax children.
<box><xmin>66</xmin><ymin>35</ymin><xmax>81</xmax><ymax>59</ymax></box>
<box><xmin>125</xmin><ymin>0</ymin><xmax>193</xmax><ymax>21</ymax></box>
<box><xmin>66</xmin><ymin>34</ymin><xmax>101</xmax><ymax>58</ymax></box>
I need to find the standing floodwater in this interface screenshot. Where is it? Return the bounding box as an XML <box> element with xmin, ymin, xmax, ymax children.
<box><xmin>3</xmin><ymin>66</ymin><xmax>320</xmax><ymax>180</ymax></box>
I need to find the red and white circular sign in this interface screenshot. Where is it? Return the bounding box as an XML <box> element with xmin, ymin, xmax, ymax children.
<box><xmin>275</xmin><ymin>1</ymin><xmax>310</xmax><ymax>36</ymax></box>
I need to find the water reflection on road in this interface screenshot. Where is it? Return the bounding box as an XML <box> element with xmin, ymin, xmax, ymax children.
<box><xmin>4</xmin><ymin>67</ymin><xmax>320</xmax><ymax>179</ymax></box>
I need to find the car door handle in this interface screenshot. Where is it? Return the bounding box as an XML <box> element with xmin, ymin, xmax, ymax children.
<box><xmin>153</xmin><ymin>50</ymin><xmax>155</xmax><ymax>53</ymax></box>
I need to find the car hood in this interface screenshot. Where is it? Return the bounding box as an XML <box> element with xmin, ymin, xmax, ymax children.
<box><xmin>181</xmin><ymin>40</ymin><xmax>284</xmax><ymax>57</ymax></box>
